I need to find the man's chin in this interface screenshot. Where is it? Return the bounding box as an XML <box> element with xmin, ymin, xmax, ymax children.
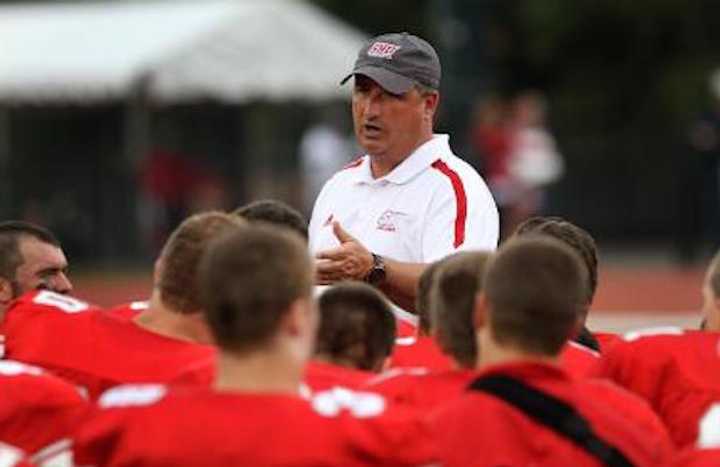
<box><xmin>360</xmin><ymin>141</ymin><xmax>386</xmax><ymax>157</ymax></box>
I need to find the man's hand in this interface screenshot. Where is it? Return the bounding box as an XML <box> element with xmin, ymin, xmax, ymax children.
<box><xmin>315</xmin><ymin>222</ymin><xmax>374</xmax><ymax>285</ymax></box>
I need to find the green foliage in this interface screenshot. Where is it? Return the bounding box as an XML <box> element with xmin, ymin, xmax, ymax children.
<box><xmin>310</xmin><ymin>0</ymin><xmax>432</xmax><ymax>36</ymax></box>
<box><xmin>513</xmin><ymin>0</ymin><xmax>720</xmax><ymax>122</ymax></box>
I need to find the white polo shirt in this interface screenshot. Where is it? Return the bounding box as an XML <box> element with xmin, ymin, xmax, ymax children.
<box><xmin>309</xmin><ymin>134</ymin><xmax>499</xmax><ymax>263</ymax></box>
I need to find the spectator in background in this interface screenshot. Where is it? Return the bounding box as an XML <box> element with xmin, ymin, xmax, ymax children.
<box><xmin>677</xmin><ymin>69</ymin><xmax>720</xmax><ymax>263</ymax></box>
<box><xmin>469</xmin><ymin>95</ymin><xmax>514</xmax><ymax>238</ymax></box>
<box><xmin>139</xmin><ymin>149</ymin><xmax>229</xmax><ymax>254</ymax></box>
<box><xmin>504</xmin><ymin>91</ymin><xmax>564</xmax><ymax>236</ymax></box>
<box><xmin>299</xmin><ymin>106</ymin><xmax>353</xmax><ymax>215</ymax></box>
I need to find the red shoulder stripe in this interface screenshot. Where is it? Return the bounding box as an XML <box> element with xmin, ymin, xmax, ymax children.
<box><xmin>431</xmin><ymin>159</ymin><xmax>467</xmax><ymax>248</ymax></box>
<box><xmin>341</xmin><ymin>157</ymin><xmax>364</xmax><ymax>171</ymax></box>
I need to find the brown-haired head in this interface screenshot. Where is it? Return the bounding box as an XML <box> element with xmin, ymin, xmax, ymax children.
<box><xmin>315</xmin><ymin>281</ymin><xmax>396</xmax><ymax>372</ymax></box>
<box><xmin>0</xmin><ymin>221</ymin><xmax>69</xmax><ymax>302</ymax></box>
<box><xmin>233</xmin><ymin>199</ymin><xmax>308</xmax><ymax>241</ymax></box>
<box><xmin>415</xmin><ymin>257</ymin><xmax>454</xmax><ymax>335</ymax></box>
<box><xmin>514</xmin><ymin>216</ymin><xmax>598</xmax><ymax>308</ymax></box>
<box><xmin>199</xmin><ymin>224</ymin><xmax>313</xmax><ymax>353</ymax></box>
<box><xmin>156</xmin><ymin>211</ymin><xmax>244</xmax><ymax>314</ymax></box>
<box><xmin>431</xmin><ymin>251</ymin><xmax>492</xmax><ymax>368</ymax></box>
<box><xmin>482</xmin><ymin>235</ymin><xmax>586</xmax><ymax>357</ymax></box>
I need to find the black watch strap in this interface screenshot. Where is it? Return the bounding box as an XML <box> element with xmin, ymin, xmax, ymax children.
<box><xmin>365</xmin><ymin>253</ymin><xmax>387</xmax><ymax>286</ymax></box>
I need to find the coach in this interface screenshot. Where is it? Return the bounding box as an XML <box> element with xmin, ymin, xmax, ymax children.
<box><xmin>309</xmin><ymin>32</ymin><xmax>499</xmax><ymax>310</ymax></box>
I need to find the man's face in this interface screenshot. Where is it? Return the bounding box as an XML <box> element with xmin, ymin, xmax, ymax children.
<box><xmin>352</xmin><ymin>75</ymin><xmax>436</xmax><ymax>161</ymax></box>
<box><xmin>13</xmin><ymin>237</ymin><xmax>72</xmax><ymax>297</ymax></box>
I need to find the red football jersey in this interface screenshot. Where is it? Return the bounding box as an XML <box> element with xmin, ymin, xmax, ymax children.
<box><xmin>0</xmin><ymin>360</ymin><xmax>87</xmax><ymax>455</ymax></box>
<box><xmin>594</xmin><ymin>331</ymin><xmax>622</xmax><ymax>352</ymax></box>
<box><xmin>594</xmin><ymin>328</ymin><xmax>720</xmax><ymax>447</ymax></box>
<box><xmin>1</xmin><ymin>291</ymin><xmax>216</xmax><ymax>399</ymax></box>
<box><xmin>72</xmin><ymin>384</ymin><xmax>438</xmax><ymax>466</ymax></box>
<box><xmin>392</xmin><ymin>304</ymin><xmax>418</xmax><ymax>339</ymax></box>
<box><xmin>304</xmin><ymin>360</ymin><xmax>376</xmax><ymax>391</ymax></box>
<box><xmin>391</xmin><ymin>336</ymin><xmax>455</xmax><ymax>371</ymax></box>
<box><xmin>367</xmin><ymin>368</ymin><xmax>475</xmax><ymax>412</ymax></box>
<box><xmin>578</xmin><ymin>377</ymin><xmax>675</xmax><ymax>459</ymax></box>
<box><xmin>669</xmin><ymin>448</ymin><xmax>720</xmax><ymax>467</ymax></box>
<box><xmin>559</xmin><ymin>340</ymin><xmax>601</xmax><ymax>377</ymax></box>
<box><xmin>0</xmin><ymin>442</ymin><xmax>34</xmax><ymax>467</ymax></box>
<box><xmin>430</xmin><ymin>361</ymin><xmax>670</xmax><ymax>467</ymax></box>
<box><xmin>107</xmin><ymin>301</ymin><xmax>148</xmax><ymax>320</ymax></box>
<box><xmin>395</xmin><ymin>318</ymin><xmax>417</xmax><ymax>339</ymax></box>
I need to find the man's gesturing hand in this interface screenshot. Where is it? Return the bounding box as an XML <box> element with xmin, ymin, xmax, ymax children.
<box><xmin>315</xmin><ymin>222</ymin><xmax>374</xmax><ymax>284</ymax></box>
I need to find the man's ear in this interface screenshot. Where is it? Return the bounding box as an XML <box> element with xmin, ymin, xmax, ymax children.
<box><xmin>0</xmin><ymin>278</ymin><xmax>13</xmax><ymax>304</ymax></box>
<box><xmin>153</xmin><ymin>258</ymin><xmax>164</xmax><ymax>286</ymax></box>
<box><xmin>709</xmin><ymin>297</ymin><xmax>720</xmax><ymax>332</ymax></box>
<box><xmin>473</xmin><ymin>292</ymin><xmax>488</xmax><ymax>331</ymax></box>
<box><xmin>282</xmin><ymin>297</ymin><xmax>315</xmax><ymax>338</ymax></box>
<box><xmin>423</xmin><ymin>91</ymin><xmax>439</xmax><ymax>122</ymax></box>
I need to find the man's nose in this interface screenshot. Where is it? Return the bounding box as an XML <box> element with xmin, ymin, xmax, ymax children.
<box><xmin>53</xmin><ymin>272</ymin><xmax>73</xmax><ymax>294</ymax></box>
<box><xmin>364</xmin><ymin>90</ymin><xmax>383</xmax><ymax>117</ymax></box>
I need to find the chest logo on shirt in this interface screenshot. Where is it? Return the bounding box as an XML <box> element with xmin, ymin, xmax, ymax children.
<box><xmin>376</xmin><ymin>210</ymin><xmax>407</xmax><ymax>232</ymax></box>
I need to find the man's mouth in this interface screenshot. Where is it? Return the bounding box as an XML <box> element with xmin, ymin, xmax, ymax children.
<box><xmin>363</xmin><ymin>123</ymin><xmax>382</xmax><ymax>137</ymax></box>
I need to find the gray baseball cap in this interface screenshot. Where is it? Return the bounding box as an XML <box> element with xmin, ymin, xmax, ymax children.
<box><xmin>340</xmin><ymin>32</ymin><xmax>441</xmax><ymax>95</ymax></box>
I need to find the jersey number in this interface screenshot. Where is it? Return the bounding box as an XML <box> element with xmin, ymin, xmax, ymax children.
<box><xmin>699</xmin><ymin>403</ymin><xmax>720</xmax><ymax>448</ymax></box>
<box><xmin>33</xmin><ymin>291</ymin><xmax>89</xmax><ymax>314</ymax></box>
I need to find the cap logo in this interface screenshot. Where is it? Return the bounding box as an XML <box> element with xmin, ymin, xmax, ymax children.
<box><xmin>367</xmin><ymin>42</ymin><xmax>401</xmax><ymax>59</ymax></box>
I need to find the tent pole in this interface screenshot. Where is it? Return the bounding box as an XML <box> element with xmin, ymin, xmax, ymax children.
<box><xmin>120</xmin><ymin>76</ymin><xmax>151</xmax><ymax>261</ymax></box>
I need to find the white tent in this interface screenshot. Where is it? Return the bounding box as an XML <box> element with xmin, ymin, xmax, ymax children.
<box><xmin>0</xmin><ymin>0</ymin><xmax>367</xmax><ymax>102</ymax></box>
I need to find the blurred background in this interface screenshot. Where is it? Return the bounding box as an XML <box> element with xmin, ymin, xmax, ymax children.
<box><xmin>2</xmin><ymin>0</ymin><xmax>719</xmax><ymax>319</ymax></box>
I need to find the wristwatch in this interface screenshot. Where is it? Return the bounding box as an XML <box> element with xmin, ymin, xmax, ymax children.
<box><xmin>365</xmin><ymin>253</ymin><xmax>387</xmax><ymax>286</ymax></box>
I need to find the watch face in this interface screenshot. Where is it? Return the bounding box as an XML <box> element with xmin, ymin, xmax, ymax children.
<box><xmin>367</xmin><ymin>268</ymin><xmax>385</xmax><ymax>285</ymax></box>
<box><xmin>366</xmin><ymin>254</ymin><xmax>386</xmax><ymax>286</ymax></box>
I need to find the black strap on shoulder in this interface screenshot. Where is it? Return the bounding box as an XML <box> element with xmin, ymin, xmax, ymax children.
<box><xmin>468</xmin><ymin>374</ymin><xmax>635</xmax><ymax>467</ymax></box>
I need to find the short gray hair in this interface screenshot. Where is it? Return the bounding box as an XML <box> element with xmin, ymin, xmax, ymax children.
<box><xmin>414</xmin><ymin>82</ymin><xmax>437</xmax><ymax>96</ymax></box>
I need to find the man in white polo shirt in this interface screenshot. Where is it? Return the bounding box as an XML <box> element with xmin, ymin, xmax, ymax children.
<box><xmin>309</xmin><ymin>32</ymin><xmax>499</xmax><ymax>310</ymax></box>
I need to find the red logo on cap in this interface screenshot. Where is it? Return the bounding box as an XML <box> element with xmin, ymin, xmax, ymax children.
<box><xmin>367</xmin><ymin>42</ymin><xmax>401</xmax><ymax>59</ymax></box>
